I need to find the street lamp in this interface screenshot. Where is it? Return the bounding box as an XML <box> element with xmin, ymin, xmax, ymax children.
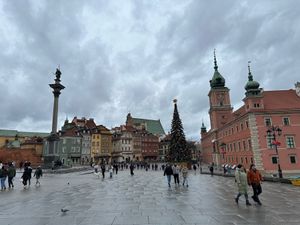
<box><xmin>266</xmin><ymin>126</ymin><xmax>283</xmax><ymax>178</ymax></box>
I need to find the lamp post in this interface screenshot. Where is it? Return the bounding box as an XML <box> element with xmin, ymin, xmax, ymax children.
<box><xmin>267</xmin><ymin>126</ymin><xmax>283</xmax><ymax>178</ymax></box>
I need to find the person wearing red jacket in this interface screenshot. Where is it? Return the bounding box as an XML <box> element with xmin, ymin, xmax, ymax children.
<box><xmin>247</xmin><ymin>164</ymin><xmax>263</xmax><ymax>205</ymax></box>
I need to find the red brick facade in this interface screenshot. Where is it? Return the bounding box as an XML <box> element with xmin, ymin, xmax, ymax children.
<box><xmin>201</xmin><ymin>59</ymin><xmax>300</xmax><ymax>175</ymax></box>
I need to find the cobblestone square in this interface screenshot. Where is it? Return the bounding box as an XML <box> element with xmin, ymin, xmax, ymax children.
<box><xmin>0</xmin><ymin>170</ymin><xmax>299</xmax><ymax>225</ymax></box>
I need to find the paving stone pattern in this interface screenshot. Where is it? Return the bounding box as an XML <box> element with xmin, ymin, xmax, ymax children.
<box><xmin>0</xmin><ymin>169</ymin><xmax>300</xmax><ymax>225</ymax></box>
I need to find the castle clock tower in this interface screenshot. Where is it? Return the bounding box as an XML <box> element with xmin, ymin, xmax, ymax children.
<box><xmin>208</xmin><ymin>50</ymin><xmax>233</xmax><ymax>130</ymax></box>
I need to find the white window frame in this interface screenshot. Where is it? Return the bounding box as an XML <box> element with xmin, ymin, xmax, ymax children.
<box><xmin>283</xmin><ymin>117</ymin><xmax>290</xmax><ymax>126</ymax></box>
<box><xmin>289</xmin><ymin>155</ymin><xmax>297</xmax><ymax>164</ymax></box>
<box><xmin>286</xmin><ymin>136</ymin><xmax>296</xmax><ymax>149</ymax></box>
<box><xmin>266</xmin><ymin>136</ymin><xmax>273</xmax><ymax>149</ymax></box>
<box><xmin>271</xmin><ymin>156</ymin><xmax>278</xmax><ymax>164</ymax></box>
<box><xmin>264</xmin><ymin>117</ymin><xmax>272</xmax><ymax>127</ymax></box>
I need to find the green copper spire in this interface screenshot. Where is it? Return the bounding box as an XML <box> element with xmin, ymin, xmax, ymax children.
<box><xmin>214</xmin><ymin>49</ymin><xmax>218</xmax><ymax>71</ymax></box>
<box><xmin>245</xmin><ymin>61</ymin><xmax>261</xmax><ymax>96</ymax></box>
<box><xmin>210</xmin><ymin>49</ymin><xmax>225</xmax><ymax>88</ymax></box>
<box><xmin>201</xmin><ymin>121</ymin><xmax>207</xmax><ymax>133</ymax></box>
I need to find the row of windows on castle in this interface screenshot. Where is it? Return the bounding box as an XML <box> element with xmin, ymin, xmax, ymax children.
<box><xmin>223</xmin><ymin>135</ymin><xmax>296</xmax><ymax>153</ymax></box>
<box><xmin>219</xmin><ymin>116</ymin><xmax>291</xmax><ymax>138</ymax></box>
<box><xmin>223</xmin><ymin>154</ymin><xmax>297</xmax><ymax>165</ymax></box>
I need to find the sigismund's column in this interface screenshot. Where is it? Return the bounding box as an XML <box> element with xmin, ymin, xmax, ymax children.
<box><xmin>44</xmin><ymin>68</ymin><xmax>65</xmax><ymax>164</ymax></box>
<box><xmin>50</xmin><ymin>68</ymin><xmax>65</xmax><ymax>134</ymax></box>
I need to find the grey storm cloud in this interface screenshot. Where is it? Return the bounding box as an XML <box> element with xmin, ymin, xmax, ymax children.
<box><xmin>0</xmin><ymin>0</ymin><xmax>299</xmax><ymax>140</ymax></box>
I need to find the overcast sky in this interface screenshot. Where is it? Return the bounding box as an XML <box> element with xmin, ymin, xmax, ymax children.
<box><xmin>0</xmin><ymin>0</ymin><xmax>299</xmax><ymax>140</ymax></box>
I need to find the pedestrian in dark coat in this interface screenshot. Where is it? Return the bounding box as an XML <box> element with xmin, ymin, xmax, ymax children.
<box><xmin>130</xmin><ymin>164</ymin><xmax>134</xmax><ymax>176</ymax></box>
<box><xmin>7</xmin><ymin>163</ymin><xmax>16</xmax><ymax>188</ymax></box>
<box><xmin>164</xmin><ymin>164</ymin><xmax>173</xmax><ymax>187</ymax></box>
<box><xmin>34</xmin><ymin>166</ymin><xmax>43</xmax><ymax>186</ymax></box>
<box><xmin>101</xmin><ymin>164</ymin><xmax>106</xmax><ymax>179</ymax></box>
<box><xmin>21</xmin><ymin>166</ymin><xmax>31</xmax><ymax>188</ymax></box>
<box><xmin>209</xmin><ymin>162</ymin><xmax>214</xmax><ymax>176</ymax></box>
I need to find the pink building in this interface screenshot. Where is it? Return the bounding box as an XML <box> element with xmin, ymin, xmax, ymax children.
<box><xmin>201</xmin><ymin>54</ymin><xmax>300</xmax><ymax>176</ymax></box>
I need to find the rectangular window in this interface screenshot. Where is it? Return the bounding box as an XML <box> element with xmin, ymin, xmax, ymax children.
<box><xmin>241</xmin><ymin>123</ymin><xmax>244</xmax><ymax>130</ymax></box>
<box><xmin>238</xmin><ymin>142</ymin><xmax>241</xmax><ymax>151</ymax></box>
<box><xmin>286</xmin><ymin>136</ymin><xmax>295</xmax><ymax>148</ymax></box>
<box><xmin>266</xmin><ymin>136</ymin><xmax>273</xmax><ymax>149</ymax></box>
<box><xmin>265</xmin><ymin>117</ymin><xmax>272</xmax><ymax>126</ymax></box>
<box><xmin>248</xmin><ymin>139</ymin><xmax>252</xmax><ymax>149</ymax></box>
<box><xmin>236</xmin><ymin>126</ymin><xmax>239</xmax><ymax>132</ymax></box>
<box><xmin>243</xmin><ymin>141</ymin><xmax>246</xmax><ymax>150</ymax></box>
<box><xmin>283</xmin><ymin>117</ymin><xmax>290</xmax><ymax>126</ymax></box>
<box><xmin>272</xmin><ymin>156</ymin><xmax>278</xmax><ymax>164</ymax></box>
<box><xmin>246</xmin><ymin>121</ymin><xmax>249</xmax><ymax>128</ymax></box>
<box><xmin>233</xmin><ymin>143</ymin><xmax>236</xmax><ymax>151</ymax></box>
<box><xmin>290</xmin><ymin>156</ymin><xmax>296</xmax><ymax>164</ymax></box>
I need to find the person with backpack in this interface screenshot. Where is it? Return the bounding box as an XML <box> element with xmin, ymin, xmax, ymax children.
<box><xmin>7</xmin><ymin>163</ymin><xmax>16</xmax><ymax>189</ymax></box>
<box><xmin>34</xmin><ymin>166</ymin><xmax>43</xmax><ymax>186</ymax></box>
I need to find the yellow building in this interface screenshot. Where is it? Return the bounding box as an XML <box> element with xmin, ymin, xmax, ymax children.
<box><xmin>91</xmin><ymin>125</ymin><xmax>112</xmax><ymax>164</ymax></box>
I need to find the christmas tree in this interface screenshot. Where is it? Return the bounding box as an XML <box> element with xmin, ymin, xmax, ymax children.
<box><xmin>166</xmin><ymin>99</ymin><xmax>191</xmax><ymax>162</ymax></box>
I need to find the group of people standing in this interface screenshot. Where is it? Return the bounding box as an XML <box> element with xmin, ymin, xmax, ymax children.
<box><xmin>163</xmin><ymin>164</ymin><xmax>189</xmax><ymax>187</ymax></box>
<box><xmin>235</xmin><ymin>164</ymin><xmax>263</xmax><ymax>206</ymax></box>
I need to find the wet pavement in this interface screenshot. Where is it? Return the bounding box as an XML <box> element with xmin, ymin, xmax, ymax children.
<box><xmin>0</xmin><ymin>169</ymin><xmax>299</xmax><ymax>225</ymax></box>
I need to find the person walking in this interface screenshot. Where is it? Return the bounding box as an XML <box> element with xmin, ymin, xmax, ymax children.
<box><xmin>101</xmin><ymin>164</ymin><xmax>106</xmax><ymax>179</ymax></box>
<box><xmin>0</xmin><ymin>165</ymin><xmax>8</xmax><ymax>190</ymax></box>
<box><xmin>247</xmin><ymin>164</ymin><xmax>263</xmax><ymax>205</ymax></box>
<box><xmin>235</xmin><ymin>164</ymin><xmax>251</xmax><ymax>206</ymax></box>
<box><xmin>109</xmin><ymin>166</ymin><xmax>113</xmax><ymax>178</ymax></box>
<box><xmin>130</xmin><ymin>163</ymin><xmax>134</xmax><ymax>176</ymax></box>
<box><xmin>115</xmin><ymin>164</ymin><xmax>119</xmax><ymax>174</ymax></box>
<box><xmin>7</xmin><ymin>163</ymin><xmax>16</xmax><ymax>189</ymax></box>
<box><xmin>209</xmin><ymin>162</ymin><xmax>214</xmax><ymax>176</ymax></box>
<box><xmin>21</xmin><ymin>166</ymin><xmax>31</xmax><ymax>188</ymax></box>
<box><xmin>172</xmin><ymin>164</ymin><xmax>180</xmax><ymax>185</ymax></box>
<box><xmin>34</xmin><ymin>166</ymin><xmax>43</xmax><ymax>186</ymax></box>
<box><xmin>182</xmin><ymin>165</ymin><xmax>189</xmax><ymax>187</ymax></box>
<box><xmin>27</xmin><ymin>162</ymin><xmax>33</xmax><ymax>186</ymax></box>
<box><xmin>193</xmin><ymin>164</ymin><xmax>197</xmax><ymax>175</ymax></box>
<box><xmin>164</xmin><ymin>164</ymin><xmax>173</xmax><ymax>187</ymax></box>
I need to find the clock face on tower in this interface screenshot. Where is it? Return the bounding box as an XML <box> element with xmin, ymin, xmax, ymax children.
<box><xmin>217</xmin><ymin>93</ymin><xmax>225</xmax><ymax>106</ymax></box>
